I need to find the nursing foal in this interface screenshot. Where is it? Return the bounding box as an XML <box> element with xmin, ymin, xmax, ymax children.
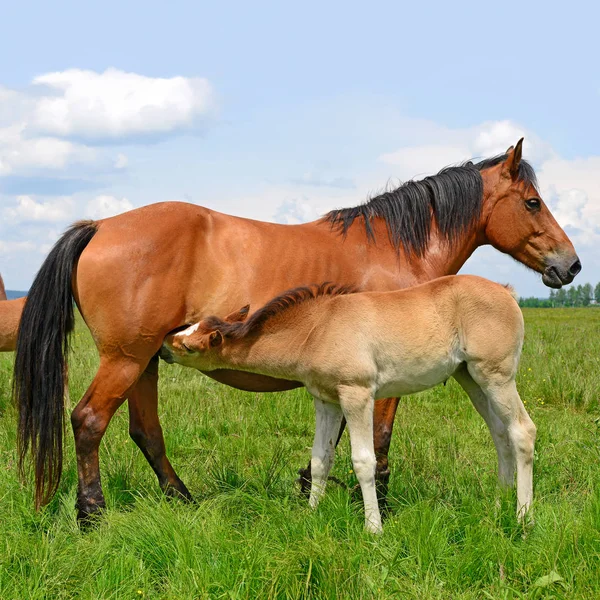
<box><xmin>162</xmin><ymin>275</ymin><xmax>534</xmax><ymax>534</ymax></box>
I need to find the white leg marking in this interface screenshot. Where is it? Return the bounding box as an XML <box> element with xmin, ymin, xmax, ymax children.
<box><xmin>454</xmin><ymin>368</ymin><xmax>514</xmax><ymax>488</ymax></box>
<box><xmin>479</xmin><ymin>379</ymin><xmax>536</xmax><ymax>522</ymax></box>
<box><xmin>338</xmin><ymin>386</ymin><xmax>382</xmax><ymax>534</ymax></box>
<box><xmin>309</xmin><ymin>398</ymin><xmax>344</xmax><ymax>509</ymax></box>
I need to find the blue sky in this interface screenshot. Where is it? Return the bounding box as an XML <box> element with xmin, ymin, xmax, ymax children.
<box><xmin>1</xmin><ymin>1</ymin><xmax>599</xmax><ymax>294</ymax></box>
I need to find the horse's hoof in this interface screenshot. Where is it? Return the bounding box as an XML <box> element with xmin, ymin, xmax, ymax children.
<box><xmin>163</xmin><ymin>482</ymin><xmax>195</xmax><ymax>504</ymax></box>
<box><xmin>76</xmin><ymin>502</ymin><xmax>105</xmax><ymax>531</ymax></box>
<box><xmin>296</xmin><ymin>467</ymin><xmax>312</xmax><ymax>499</ymax></box>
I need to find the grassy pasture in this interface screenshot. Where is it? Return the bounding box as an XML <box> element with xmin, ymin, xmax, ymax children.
<box><xmin>1</xmin><ymin>308</ymin><xmax>600</xmax><ymax>599</ymax></box>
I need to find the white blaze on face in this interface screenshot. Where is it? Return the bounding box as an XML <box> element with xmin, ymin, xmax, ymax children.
<box><xmin>177</xmin><ymin>322</ymin><xmax>200</xmax><ymax>338</ymax></box>
<box><xmin>170</xmin><ymin>322</ymin><xmax>201</xmax><ymax>354</ymax></box>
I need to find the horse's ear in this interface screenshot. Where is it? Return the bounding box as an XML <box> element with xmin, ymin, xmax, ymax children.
<box><xmin>503</xmin><ymin>138</ymin><xmax>524</xmax><ymax>181</ymax></box>
<box><xmin>209</xmin><ymin>330</ymin><xmax>223</xmax><ymax>347</ymax></box>
<box><xmin>224</xmin><ymin>304</ymin><xmax>250</xmax><ymax>323</ymax></box>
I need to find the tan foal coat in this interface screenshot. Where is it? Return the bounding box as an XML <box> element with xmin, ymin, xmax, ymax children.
<box><xmin>163</xmin><ymin>275</ymin><xmax>535</xmax><ymax>533</ymax></box>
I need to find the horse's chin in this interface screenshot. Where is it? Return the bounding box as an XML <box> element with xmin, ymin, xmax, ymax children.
<box><xmin>542</xmin><ymin>267</ymin><xmax>565</xmax><ymax>289</ymax></box>
<box><xmin>542</xmin><ymin>273</ymin><xmax>563</xmax><ymax>289</ymax></box>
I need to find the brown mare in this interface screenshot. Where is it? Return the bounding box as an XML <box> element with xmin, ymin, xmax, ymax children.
<box><xmin>13</xmin><ymin>139</ymin><xmax>580</xmax><ymax>523</ymax></box>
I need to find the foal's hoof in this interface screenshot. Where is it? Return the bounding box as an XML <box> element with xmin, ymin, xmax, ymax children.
<box><xmin>365</xmin><ymin>521</ymin><xmax>383</xmax><ymax>535</ymax></box>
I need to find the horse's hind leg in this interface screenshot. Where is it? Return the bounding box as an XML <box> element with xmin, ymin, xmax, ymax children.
<box><xmin>309</xmin><ymin>397</ymin><xmax>344</xmax><ymax>509</ymax></box>
<box><xmin>127</xmin><ymin>355</ymin><xmax>193</xmax><ymax>501</ymax></box>
<box><xmin>464</xmin><ymin>364</ymin><xmax>536</xmax><ymax>521</ymax></box>
<box><xmin>453</xmin><ymin>366</ymin><xmax>514</xmax><ymax>488</ymax></box>
<box><xmin>487</xmin><ymin>382</ymin><xmax>536</xmax><ymax>520</ymax></box>
<box><xmin>71</xmin><ymin>356</ymin><xmax>148</xmax><ymax>525</ymax></box>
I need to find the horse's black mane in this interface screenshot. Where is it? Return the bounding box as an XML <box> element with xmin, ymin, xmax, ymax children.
<box><xmin>201</xmin><ymin>282</ymin><xmax>356</xmax><ymax>340</ymax></box>
<box><xmin>325</xmin><ymin>153</ymin><xmax>537</xmax><ymax>256</ymax></box>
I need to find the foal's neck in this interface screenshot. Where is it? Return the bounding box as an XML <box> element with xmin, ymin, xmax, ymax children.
<box><xmin>216</xmin><ymin>310</ymin><xmax>322</xmax><ymax>380</ymax></box>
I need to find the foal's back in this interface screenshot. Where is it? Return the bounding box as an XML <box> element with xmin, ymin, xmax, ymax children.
<box><xmin>301</xmin><ymin>275</ymin><xmax>523</xmax><ymax>398</ymax></box>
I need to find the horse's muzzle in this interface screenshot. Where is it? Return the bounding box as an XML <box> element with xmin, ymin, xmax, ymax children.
<box><xmin>159</xmin><ymin>344</ymin><xmax>175</xmax><ymax>364</ymax></box>
<box><xmin>542</xmin><ymin>256</ymin><xmax>582</xmax><ymax>288</ymax></box>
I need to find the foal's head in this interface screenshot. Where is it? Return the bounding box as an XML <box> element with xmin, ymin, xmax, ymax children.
<box><xmin>161</xmin><ymin>305</ymin><xmax>249</xmax><ymax>366</ymax></box>
<box><xmin>162</xmin><ymin>283</ymin><xmax>357</xmax><ymax>366</ymax></box>
<box><xmin>478</xmin><ymin>138</ymin><xmax>580</xmax><ymax>288</ymax></box>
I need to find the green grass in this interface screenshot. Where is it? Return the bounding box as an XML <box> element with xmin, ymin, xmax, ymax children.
<box><xmin>1</xmin><ymin>308</ymin><xmax>600</xmax><ymax>598</ymax></box>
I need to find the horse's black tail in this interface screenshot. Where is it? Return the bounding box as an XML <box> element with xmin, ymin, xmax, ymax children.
<box><xmin>14</xmin><ymin>220</ymin><xmax>98</xmax><ymax>508</ymax></box>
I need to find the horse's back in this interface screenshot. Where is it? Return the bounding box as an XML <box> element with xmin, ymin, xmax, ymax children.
<box><xmin>73</xmin><ymin>202</ymin><xmax>365</xmax><ymax>352</ymax></box>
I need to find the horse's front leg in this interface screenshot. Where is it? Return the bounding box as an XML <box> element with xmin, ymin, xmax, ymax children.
<box><xmin>338</xmin><ymin>385</ymin><xmax>381</xmax><ymax>534</ymax></box>
<box><xmin>298</xmin><ymin>396</ymin><xmax>401</xmax><ymax>503</ymax></box>
<box><xmin>373</xmin><ymin>397</ymin><xmax>401</xmax><ymax>505</ymax></box>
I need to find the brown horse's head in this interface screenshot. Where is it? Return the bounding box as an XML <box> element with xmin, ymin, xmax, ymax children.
<box><xmin>480</xmin><ymin>138</ymin><xmax>580</xmax><ymax>288</ymax></box>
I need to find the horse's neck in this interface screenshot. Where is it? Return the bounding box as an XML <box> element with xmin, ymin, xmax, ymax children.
<box><xmin>319</xmin><ymin>217</ymin><xmax>483</xmax><ymax>285</ymax></box>
<box><xmin>417</xmin><ymin>226</ymin><xmax>482</xmax><ymax>279</ymax></box>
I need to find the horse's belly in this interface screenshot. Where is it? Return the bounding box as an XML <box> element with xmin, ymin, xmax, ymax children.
<box><xmin>374</xmin><ymin>356</ymin><xmax>461</xmax><ymax>398</ymax></box>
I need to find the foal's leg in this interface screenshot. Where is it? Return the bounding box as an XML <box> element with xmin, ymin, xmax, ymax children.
<box><xmin>485</xmin><ymin>382</ymin><xmax>536</xmax><ymax>520</ymax></box>
<box><xmin>338</xmin><ymin>385</ymin><xmax>382</xmax><ymax>534</ymax></box>
<box><xmin>298</xmin><ymin>396</ymin><xmax>401</xmax><ymax>501</ymax></box>
<box><xmin>71</xmin><ymin>356</ymin><xmax>147</xmax><ymax>525</ymax></box>
<box><xmin>309</xmin><ymin>398</ymin><xmax>344</xmax><ymax>508</ymax></box>
<box><xmin>453</xmin><ymin>367</ymin><xmax>514</xmax><ymax>488</ymax></box>
<box><xmin>127</xmin><ymin>355</ymin><xmax>193</xmax><ymax>501</ymax></box>
<box><xmin>468</xmin><ymin>366</ymin><xmax>536</xmax><ymax>521</ymax></box>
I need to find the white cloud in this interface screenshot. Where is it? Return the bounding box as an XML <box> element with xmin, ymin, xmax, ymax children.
<box><xmin>380</xmin><ymin>144</ymin><xmax>469</xmax><ymax>177</ymax></box>
<box><xmin>3</xmin><ymin>195</ymin><xmax>75</xmax><ymax>223</ymax></box>
<box><xmin>536</xmin><ymin>156</ymin><xmax>600</xmax><ymax>247</ymax></box>
<box><xmin>291</xmin><ymin>171</ymin><xmax>356</xmax><ymax>189</ymax></box>
<box><xmin>274</xmin><ymin>197</ymin><xmax>322</xmax><ymax>224</ymax></box>
<box><xmin>31</xmin><ymin>68</ymin><xmax>215</xmax><ymax>141</ymax></box>
<box><xmin>86</xmin><ymin>195</ymin><xmax>134</xmax><ymax>219</ymax></box>
<box><xmin>0</xmin><ymin>124</ymin><xmax>96</xmax><ymax>176</ymax></box>
<box><xmin>0</xmin><ymin>239</ymin><xmax>36</xmax><ymax>255</ymax></box>
<box><xmin>114</xmin><ymin>153</ymin><xmax>128</xmax><ymax>169</ymax></box>
<box><xmin>379</xmin><ymin>119</ymin><xmax>553</xmax><ymax>177</ymax></box>
<box><xmin>0</xmin><ymin>68</ymin><xmax>215</xmax><ymax>180</ymax></box>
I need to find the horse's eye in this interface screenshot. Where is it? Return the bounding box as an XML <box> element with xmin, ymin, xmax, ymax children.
<box><xmin>525</xmin><ymin>198</ymin><xmax>541</xmax><ymax>211</ymax></box>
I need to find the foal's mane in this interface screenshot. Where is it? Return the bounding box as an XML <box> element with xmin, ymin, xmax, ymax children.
<box><xmin>326</xmin><ymin>153</ymin><xmax>538</xmax><ymax>256</ymax></box>
<box><xmin>201</xmin><ymin>282</ymin><xmax>357</xmax><ymax>340</ymax></box>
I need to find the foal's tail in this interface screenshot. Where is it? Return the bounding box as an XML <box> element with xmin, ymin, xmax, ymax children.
<box><xmin>14</xmin><ymin>220</ymin><xmax>98</xmax><ymax>508</ymax></box>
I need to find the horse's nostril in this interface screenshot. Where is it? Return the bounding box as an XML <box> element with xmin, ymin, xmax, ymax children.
<box><xmin>568</xmin><ymin>259</ymin><xmax>582</xmax><ymax>277</ymax></box>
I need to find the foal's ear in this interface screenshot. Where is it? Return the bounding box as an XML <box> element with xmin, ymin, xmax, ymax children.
<box><xmin>224</xmin><ymin>304</ymin><xmax>250</xmax><ymax>323</ymax></box>
<box><xmin>503</xmin><ymin>137</ymin><xmax>524</xmax><ymax>181</ymax></box>
<box><xmin>209</xmin><ymin>330</ymin><xmax>223</xmax><ymax>347</ymax></box>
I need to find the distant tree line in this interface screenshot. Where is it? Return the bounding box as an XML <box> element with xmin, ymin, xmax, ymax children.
<box><xmin>519</xmin><ymin>283</ymin><xmax>600</xmax><ymax>308</ymax></box>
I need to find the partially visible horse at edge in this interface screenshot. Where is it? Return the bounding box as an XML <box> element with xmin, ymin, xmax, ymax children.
<box><xmin>13</xmin><ymin>139</ymin><xmax>579</xmax><ymax>523</ymax></box>
<box><xmin>0</xmin><ymin>274</ymin><xmax>25</xmax><ymax>352</ymax></box>
<box><xmin>162</xmin><ymin>276</ymin><xmax>533</xmax><ymax>534</ymax></box>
